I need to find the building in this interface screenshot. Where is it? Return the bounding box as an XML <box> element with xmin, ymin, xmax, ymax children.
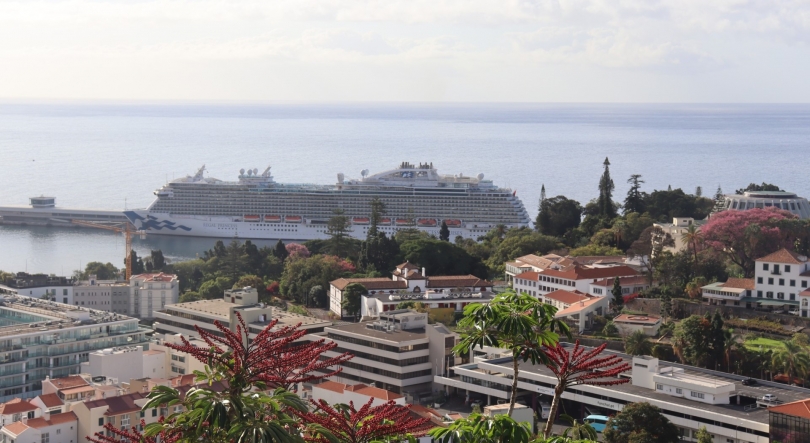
<box><xmin>0</xmin><ymin>399</ymin><xmax>40</xmax><ymax>426</ymax></box>
<box><xmin>330</xmin><ymin>262</ymin><xmax>492</xmax><ymax>317</ymax></box>
<box><xmin>152</xmin><ymin>287</ymin><xmax>330</xmax><ymax>340</ymax></box>
<box><xmin>0</xmin><ymin>411</ymin><xmax>78</xmax><ymax>443</ymax></box>
<box><xmin>1</xmin><ymin>273</ymin><xmax>74</xmax><ymax>304</ymax></box>
<box><xmin>361</xmin><ymin>289</ymin><xmax>495</xmax><ymax>318</ymax></box>
<box><xmin>312</xmin><ymin>380</ymin><xmax>406</xmax><ymax>407</ymax></box>
<box><xmin>768</xmin><ymin>398</ymin><xmax>810</xmax><ymax>443</ymax></box>
<box><xmin>613</xmin><ymin>314</ymin><xmax>662</xmax><ymax>336</ymax></box>
<box><xmin>717</xmin><ymin>191</ymin><xmax>810</xmax><ymax>219</ymax></box>
<box><xmin>513</xmin><ymin>265</ymin><xmax>640</xmax><ymax>298</ymax></box>
<box><xmin>653</xmin><ymin>217</ymin><xmax>707</xmax><ymax>254</ymax></box>
<box><xmin>483</xmin><ymin>403</ymin><xmax>534</xmax><ymax>432</ymax></box>
<box><xmin>72</xmin><ymin>392</ymin><xmax>152</xmax><ymax>441</ymax></box>
<box><xmin>588</xmin><ymin>275</ymin><xmax>651</xmax><ymax>297</ymax></box>
<box><xmin>313</xmin><ymin>309</ymin><xmax>457</xmax><ymax>399</ymax></box>
<box><xmin>0</xmin><ymin>296</ymin><xmax>148</xmax><ymax>402</ymax></box>
<box><xmin>80</xmin><ymin>346</ymin><xmax>165</xmax><ymax>382</ymax></box>
<box><xmin>504</xmin><ymin>254</ymin><xmax>572</xmax><ymax>283</ymax></box>
<box><xmin>71</xmin><ymin>276</ymin><xmax>126</xmax><ymax>313</ymax></box>
<box><xmin>435</xmin><ymin>345</ymin><xmax>810</xmax><ymax>443</ymax></box>
<box><xmin>129</xmin><ymin>273</ymin><xmax>179</xmax><ymax>319</ymax></box>
<box><xmin>802</xmin><ymin>288</ymin><xmax>810</xmax><ymax>318</ymax></box>
<box><xmin>542</xmin><ymin>290</ymin><xmax>610</xmax><ymax>333</ymax></box>
<box><xmin>148</xmin><ymin>334</ymin><xmax>207</xmax><ymax>378</ymax></box>
<box><xmin>702</xmin><ymin>249</ymin><xmax>810</xmax><ymax>311</ymax></box>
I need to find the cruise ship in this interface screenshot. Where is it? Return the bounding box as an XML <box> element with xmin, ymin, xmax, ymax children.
<box><xmin>123</xmin><ymin>162</ymin><xmax>531</xmax><ymax>241</ymax></box>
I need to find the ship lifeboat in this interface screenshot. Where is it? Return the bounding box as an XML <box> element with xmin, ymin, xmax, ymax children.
<box><xmin>264</xmin><ymin>215</ymin><xmax>281</xmax><ymax>223</ymax></box>
<box><xmin>285</xmin><ymin>216</ymin><xmax>302</xmax><ymax>223</ymax></box>
<box><xmin>244</xmin><ymin>215</ymin><xmax>260</xmax><ymax>222</ymax></box>
<box><xmin>352</xmin><ymin>217</ymin><xmax>370</xmax><ymax>225</ymax></box>
<box><xmin>379</xmin><ymin>218</ymin><xmax>392</xmax><ymax>225</ymax></box>
<box><xmin>417</xmin><ymin>218</ymin><xmax>438</xmax><ymax>227</ymax></box>
<box><xmin>444</xmin><ymin>219</ymin><xmax>462</xmax><ymax>228</ymax></box>
<box><xmin>395</xmin><ymin>219</ymin><xmax>411</xmax><ymax>226</ymax></box>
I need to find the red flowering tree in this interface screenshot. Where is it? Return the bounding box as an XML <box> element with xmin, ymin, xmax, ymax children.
<box><xmin>286</xmin><ymin>243</ymin><xmax>311</xmax><ymax>259</ymax></box>
<box><xmin>701</xmin><ymin>207</ymin><xmax>797</xmax><ymax>276</ymax></box>
<box><xmin>168</xmin><ymin>311</ymin><xmax>353</xmax><ymax>391</ymax></box>
<box><xmin>541</xmin><ymin>341</ymin><xmax>631</xmax><ymax>438</ymax></box>
<box><xmin>297</xmin><ymin>398</ymin><xmax>432</xmax><ymax>443</ymax></box>
<box><xmin>88</xmin><ymin>419</ymin><xmax>181</xmax><ymax>443</ymax></box>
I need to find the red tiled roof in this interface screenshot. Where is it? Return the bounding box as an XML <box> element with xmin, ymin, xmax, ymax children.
<box><xmin>83</xmin><ymin>392</ymin><xmax>146</xmax><ymax>416</ymax></box>
<box><xmin>572</xmin><ymin>256</ymin><xmax>626</xmax><ymax>265</ymax></box>
<box><xmin>26</xmin><ymin>412</ymin><xmax>78</xmax><ymax>429</ymax></box>
<box><xmin>756</xmin><ymin>248</ymin><xmax>808</xmax><ymax>264</ymax></box>
<box><xmin>397</xmin><ymin>262</ymin><xmax>420</xmax><ymax>270</ymax></box>
<box><xmin>316</xmin><ymin>381</ymin><xmax>348</xmax><ymax>393</ymax></box>
<box><xmin>543</xmin><ymin>289</ymin><xmax>589</xmax><ymax>305</ymax></box>
<box><xmin>427</xmin><ymin>275</ymin><xmax>492</xmax><ymax>288</ymax></box>
<box><xmin>2</xmin><ymin>421</ymin><xmax>29</xmax><ymax>436</ymax></box>
<box><xmin>132</xmin><ymin>272</ymin><xmax>177</xmax><ymax>282</ymax></box>
<box><xmin>769</xmin><ymin>398</ymin><xmax>810</xmax><ymax>419</ymax></box>
<box><xmin>353</xmin><ymin>386</ymin><xmax>403</xmax><ymax>401</ymax></box>
<box><xmin>591</xmin><ymin>276</ymin><xmax>650</xmax><ymax>287</ymax></box>
<box><xmin>48</xmin><ymin>375</ymin><xmax>89</xmax><ymax>390</ymax></box>
<box><xmin>801</xmin><ymin>289</ymin><xmax>810</xmax><ymax>297</ymax></box>
<box><xmin>555</xmin><ymin>296</ymin><xmax>607</xmax><ymax>317</ymax></box>
<box><xmin>722</xmin><ymin>278</ymin><xmax>756</xmax><ymax>290</ymax></box>
<box><xmin>540</xmin><ymin>265</ymin><xmax>639</xmax><ymax>281</ymax></box>
<box><xmin>0</xmin><ymin>399</ymin><xmax>38</xmax><ymax>414</ymax></box>
<box><xmin>331</xmin><ymin>278</ymin><xmax>407</xmax><ymax>291</ymax></box>
<box><xmin>614</xmin><ymin>314</ymin><xmax>662</xmax><ymax>325</ymax></box>
<box><xmin>38</xmin><ymin>393</ymin><xmax>63</xmax><ymax>408</ymax></box>
<box><xmin>514</xmin><ymin>255</ymin><xmax>556</xmax><ymax>270</ymax></box>
<box><xmin>514</xmin><ymin>271</ymin><xmax>540</xmax><ymax>281</ymax></box>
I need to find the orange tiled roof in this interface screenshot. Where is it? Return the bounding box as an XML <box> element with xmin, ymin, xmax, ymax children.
<box><xmin>722</xmin><ymin>278</ymin><xmax>756</xmax><ymax>290</ymax></box>
<box><xmin>2</xmin><ymin>421</ymin><xmax>29</xmax><ymax>436</ymax></box>
<box><xmin>555</xmin><ymin>296</ymin><xmax>606</xmax><ymax>317</ymax></box>
<box><xmin>757</xmin><ymin>248</ymin><xmax>808</xmax><ymax>264</ymax></box>
<box><xmin>543</xmin><ymin>289</ymin><xmax>589</xmax><ymax>305</ymax></box>
<box><xmin>25</xmin><ymin>412</ymin><xmax>78</xmax><ymax>429</ymax></box>
<box><xmin>37</xmin><ymin>393</ymin><xmax>63</xmax><ymax>408</ymax></box>
<box><xmin>48</xmin><ymin>375</ymin><xmax>89</xmax><ymax>390</ymax></box>
<box><xmin>353</xmin><ymin>386</ymin><xmax>403</xmax><ymax>401</ymax></box>
<box><xmin>769</xmin><ymin>398</ymin><xmax>810</xmax><ymax>419</ymax></box>
<box><xmin>426</xmin><ymin>275</ymin><xmax>492</xmax><ymax>288</ymax></box>
<box><xmin>315</xmin><ymin>381</ymin><xmax>348</xmax><ymax>393</ymax></box>
<box><xmin>0</xmin><ymin>398</ymin><xmax>38</xmax><ymax>414</ymax></box>
<box><xmin>131</xmin><ymin>272</ymin><xmax>177</xmax><ymax>282</ymax></box>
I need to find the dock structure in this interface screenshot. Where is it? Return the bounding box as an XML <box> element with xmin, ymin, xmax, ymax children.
<box><xmin>0</xmin><ymin>197</ymin><xmax>128</xmax><ymax>228</ymax></box>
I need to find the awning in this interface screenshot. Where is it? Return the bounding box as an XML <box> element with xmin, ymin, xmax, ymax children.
<box><xmin>755</xmin><ymin>300</ymin><xmax>790</xmax><ymax>306</ymax></box>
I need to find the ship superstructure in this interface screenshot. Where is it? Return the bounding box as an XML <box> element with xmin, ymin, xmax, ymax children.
<box><xmin>124</xmin><ymin>162</ymin><xmax>530</xmax><ymax>240</ymax></box>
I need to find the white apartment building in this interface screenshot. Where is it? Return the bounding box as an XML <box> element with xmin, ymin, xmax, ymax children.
<box><xmin>80</xmin><ymin>346</ymin><xmax>165</xmax><ymax>382</ymax></box>
<box><xmin>72</xmin><ymin>276</ymin><xmax>121</xmax><ymax>312</ymax></box>
<box><xmin>702</xmin><ymin>248</ymin><xmax>810</xmax><ymax>312</ymax></box>
<box><xmin>148</xmin><ymin>334</ymin><xmax>207</xmax><ymax>378</ymax></box>
<box><xmin>513</xmin><ymin>265</ymin><xmax>640</xmax><ymax>298</ymax></box>
<box><xmin>436</xmin><ymin>346</ymin><xmax>810</xmax><ymax>443</ymax></box>
<box><xmin>504</xmin><ymin>254</ymin><xmax>572</xmax><ymax>283</ymax></box>
<box><xmin>589</xmin><ymin>275</ymin><xmax>651</xmax><ymax>297</ymax></box>
<box><xmin>129</xmin><ymin>273</ymin><xmax>179</xmax><ymax>319</ymax></box>
<box><xmin>0</xmin><ymin>411</ymin><xmax>78</xmax><ymax>443</ymax></box>
<box><xmin>153</xmin><ymin>287</ymin><xmax>330</xmax><ymax>340</ymax></box>
<box><xmin>653</xmin><ymin>217</ymin><xmax>707</xmax><ymax>254</ymax></box>
<box><xmin>2</xmin><ymin>273</ymin><xmax>74</xmax><ymax>305</ymax></box>
<box><xmin>0</xmin><ymin>296</ymin><xmax>147</xmax><ymax>402</ymax></box>
<box><xmin>313</xmin><ymin>309</ymin><xmax>457</xmax><ymax>399</ymax></box>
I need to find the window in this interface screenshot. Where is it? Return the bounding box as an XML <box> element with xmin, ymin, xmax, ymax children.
<box><xmin>779</xmin><ymin>278</ymin><xmax>785</xmax><ymax>286</ymax></box>
<box><xmin>140</xmin><ymin>411</ymin><xmax>145</xmax><ymax>418</ymax></box>
<box><xmin>758</xmin><ymin>277</ymin><xmax>763</xmax><ymax>284</ymax></box>
<box><xmin>768</xmin><ymin>278</ymin><xmax>774</xmax><ymax>285</ymax></box>
<box><xmin>656</xmin><ymin>383</ymin><xmax>663</xmax><ymax>390</ymax></box>
<box><xmin>786</xmin><ymin>265</ymin><xmax>792</xmax><ymax>272</ymax></box>
<box><xmin>803</xmin><ymin>281</ymin><xmax>808</xmax><ymax>288</ymax></box>
<box><xmin>41</xmin><ymin>432</ymin><xmax>49</xmax><ymax>443</ymax></box>
<box><xmin>790</xmin><ymin>294</ymin><xmax>796</xmax><ymax>301</ymax></box>
<box><xmin>757</xmin><ymin>291</ymin><xmax>763</xmax><ymax>298</ymax></box>
<box><xmin>121</xmin><ymin>415</ymin><xmax>130</xmax><ymax>427</ymax></box>
<box><xmin>774</xmin><ymin>264</ymin><xmax>781</xmax><ymax>274</ymax></box>
<box><xmin>791</xmin><ymin>280</ymin><xmax>796</xmax><ymax>287</ymax></box>
<box><xmin>767</xmin><ymin>291</ymin><xmax>774</xmax><ymax>299</ymax></box>
<box><xmin>690</xmin><ymin>391</ymin><xmax>705</xmax><ymax>399</ymax></box>
<box><xmin>152</xmin><ymin>409</ymin><xmax>157</xmax><ymax>417</ymax></box>
<box><xmin>675</xmin><ymin>388</ymin><xmax>682</xmax><ymax>394</ymax></box>
<box><xmin>777</xmin><ymin>292</ymin><xmax>785</xmax><ymax>300</ymax></box>
<box><xmin>99</xmin><ymin>418</ymin><xmax>104</xmax><ymax>426</ymax></box>
<box><xmin>764</xmin><ymin>263</ymin><xmax>769</xmax><ymax>271</ymax></box>
<box><xmin>56</xmin><ymin>429</ymin><xmax>61</xmax><ymax>435</ymax></box>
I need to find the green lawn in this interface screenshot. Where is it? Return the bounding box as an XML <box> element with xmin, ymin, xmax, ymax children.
<box><xmin>744</xmin><ymin>337</ymin><xmax>784</xmax><ymax>351</ymax></box>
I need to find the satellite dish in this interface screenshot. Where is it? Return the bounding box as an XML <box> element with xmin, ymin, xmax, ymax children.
<box><xmin>240</xmin><ymin>168</ymin><xmax>245</xmax><ymax>175</ymax></box>
<box><xmin>477</xmin><ymin>173</ymin><xmax>484</xmax><ymax>180</ymax></box>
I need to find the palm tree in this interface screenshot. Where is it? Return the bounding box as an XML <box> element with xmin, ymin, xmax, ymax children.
<box><xmin>559</xmin><ymin>414</ymin><xmax>598</xmax><ymax>441</ymax></box>
<box><xmin>624</xmin><ymin>330</ymin><xmax>653</xmax><ymax>356</ymax></box>
<box><xmin>723</xmin><ymin>328</ymin><xmax>736</xmax><ymax>373</ymax></box>
<box><xmin>671</xmin><ymin>334</ymin><xmax>687</xmax><ymax>364</ymax></box>
<box><xmin>772</xmin><ymin>340</ymin><xmax>810</xmax><ymax>386</ymax></box>
<box><xmin>453</xmin><ymin>290</ymin><xmax>570</xmax><ymax>416</ymax></box>
<box><xmin>681</xmin><ymin>224</ymin><xmax>703</xmax><ymax>271</ymax></box>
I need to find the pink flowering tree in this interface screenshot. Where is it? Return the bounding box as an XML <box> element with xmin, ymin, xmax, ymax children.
<box><xmin>286</xmin><ymin>243</ymin><xmax>311</xmax><ymax>259</ymax></box>
<box><xmin>701</xmin><ymin>207</ymin><xmax>797</xmax><ymax>277</ymax></box>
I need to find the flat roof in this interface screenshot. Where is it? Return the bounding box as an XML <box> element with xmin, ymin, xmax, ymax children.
<box><xmin>363</xmin><ymin>291</ymin><xmax>495</xmax><ymax>303</ymax></box>
<box><xmin>485</xmin><ymin>350</ymin><xmax>810</xmax><ymax>425</ymax></box>
<box><xmin>162</xmin><ymin>300</ymin><xmax>328</xmax><ymax>327</ymax></box>
<box><xmin>0</xmin><ymin>296</ymin><xmax>139</xmax><ymax>338</ymax></box>
<box><xmin>326</xmin><ymin>322</ymin><xmax>428</xmax><ymax>343</ymax></box>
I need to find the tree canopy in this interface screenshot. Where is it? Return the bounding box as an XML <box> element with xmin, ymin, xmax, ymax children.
<box><xmin>603</xmin><ymin>402</ymin><xmax>680</xmax><ymax>443</ymax></box>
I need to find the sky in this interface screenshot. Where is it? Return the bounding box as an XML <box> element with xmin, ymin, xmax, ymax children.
<box><xmin>1</xmin><ymin>0</ymin><xmax>810</xmax><ymax>102</ymax></box>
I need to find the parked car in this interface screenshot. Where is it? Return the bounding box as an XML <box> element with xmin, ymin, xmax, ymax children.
<box><xmin>762</xmin><ymin>394</ymin><xmax>778</xmax><ymax>402</ymax></box>
<box><xmin>537</xmin><ymin>403</ymin><xmax>551</xmax><ymax>420</ymax></box>
<box><xmin>584</xmin><ymin>415</ymin><xmax>611</xmax><ymax>433</ymax></box>
<box><xmin>741</xmin><ymin>378</ymin><xmax>757</xmax><ymax>386</ymax></box>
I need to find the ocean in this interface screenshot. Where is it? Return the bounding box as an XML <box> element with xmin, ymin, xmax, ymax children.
<box><xmin>1</xmin><ymin>102</ymin><xmax>809</xmax><ymax>275</ymax></box>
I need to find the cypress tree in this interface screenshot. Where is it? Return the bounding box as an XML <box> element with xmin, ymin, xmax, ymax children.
<box><xmin>439</xmin><ymin>221</ymin><xmax>450</xmax><ymax>242</ymax></box>
<box><xmin>611</xmin><ymin>276</ymin><xmax>624</xmax><ymax>312</ymax></box>
<box><xmin>598</xmin><ymin>157</ymin><xmax>616</xmax><ymax>218</ymax></box>
<box><xmin>273</xmin><ymin>240</ymin><xmax>289</xmax><ymax>262</ymax></box>
<box><xmin>624</xmin><ymin>174</ymin><xmax>645</xmax><ymax>214</ymax></box>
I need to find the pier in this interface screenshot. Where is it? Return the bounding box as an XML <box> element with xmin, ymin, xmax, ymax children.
<box><xmin>0</xmin><ymin>197</ymin><xmax>128</xmax><ymax>228</ymax></box>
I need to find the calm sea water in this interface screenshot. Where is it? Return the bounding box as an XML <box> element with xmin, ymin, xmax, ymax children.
<box><xmin>1</xmin><ymin>102</ymin><xmax>809</xmax><ymax>275</ymax></box>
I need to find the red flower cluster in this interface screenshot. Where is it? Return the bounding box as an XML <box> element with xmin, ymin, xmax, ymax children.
<box><xmin>166</xmin><ymin>311</ymin><xmax>353</xmax><ymax>390</ymax></box>
<box><xmin>543</xmin><ymin>340</ymin><xmax>631</xmax><ymax>387</ymax></box>
<box><xmin>86</xmin><ymin>419</ymin><xmax>179</xmax><ymax>443</ymax></box>
<box><xmin>296</xmin><ymin>398</ymin><xmax>432</xmax><ymax>443</ymax></box>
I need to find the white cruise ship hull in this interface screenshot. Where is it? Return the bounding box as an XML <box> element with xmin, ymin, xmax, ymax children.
<box><xmin>123</xmin><ymin>211</ymin><xmax>504</xmax><ymax>241</ymax></box>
